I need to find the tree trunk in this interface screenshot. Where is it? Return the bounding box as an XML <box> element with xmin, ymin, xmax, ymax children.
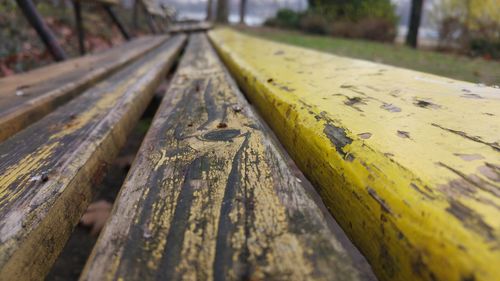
<box><xmin>133</xmin><ymin>0</ymin><xmax>139</xmax><ymax>29</ymax></box>
<box><xmin>216</xmin><ymin>0</ymin><xmax>229</xmax><ymax>23</ymax></box>
<box><xmin>239</xmin><ymin>0</ymin><xmax>247</xmax><ymax>24</ymax></box>
<box><xmin>406</xmin><ymin>0</ymin><xmax>424</xmax><ymax>48</ymax></box>
<box><xmin>206</xmin><ymin>0</ymin><xmax>213</xmax><ymax>21</ymax></box>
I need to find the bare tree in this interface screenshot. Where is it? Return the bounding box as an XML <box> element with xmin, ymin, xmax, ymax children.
<box><xmin>206</xmin><ymin>0</ymin><xmax>213</xmax><ymax>21</ymax></box>
<box><xmin>406</xmin><ymin>0</ymin><xmax>424</xmax><ymax>48</ymax></box>
<box><xmin>216</xmin><ymin>0</ymin><xmax>229</xmax><ymax>23</ymax></box>
<box><xmin>239</xmin><ymin>0</ymin><xmax>247</xmax><ymax>24</ymax></box>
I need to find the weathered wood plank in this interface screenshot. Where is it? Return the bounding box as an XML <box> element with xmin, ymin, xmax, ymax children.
<box><xmin>77</xmin><ymin>0</ymin><xmax>120</xmax><ymax>5</ymax></box>
<box><xmin>168</xmin><ymin>21</ymin><xmax>213</xmax><ymax>34</ymax></box>
<box><xmin>0</xmin><ymin>36</ymin><xmax>167</xmax><ymax>142</ymax></box>
<box><xmin>80</xmin><ymin>33</ymin><xmax>370</xmax><ymax>281</ymax></box>
<box><xmin>208</xmin><ymin>29</ymin><xmax>500</xmax><ymax>281</ymax></box>
<box><xmin>0</xmin><ymin>35</ymin><xmax>186</xmax><ymax>281</ymax></box>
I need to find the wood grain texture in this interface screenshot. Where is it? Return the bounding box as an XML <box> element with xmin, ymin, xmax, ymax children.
<box><xmin>0</xmin><ymin>35</ymin><xmax>186</xmax><ymax>281</ymax></box>
<box><xmin>80</xmin><ymin>33</ymin><xmax>367</xmax><ymax>281</ymax></box>
<box><xmin>0</xmin><ymin>36</ymin><xmax>167</xmax><ymax>142</ymax></box>
<box><xmin>77</xmin><ymin>0</ymin><xmax>120</xmax><ymax>5</ymax></box>
<box><xmin>167</xmin><ymin>21</ymin><xmax>213</xmax><ymax>34</ymax></box>
<box><xmin>208</xmin><ymin>28</ymin><xmax>500</xmax><ymax>281</ymax></box>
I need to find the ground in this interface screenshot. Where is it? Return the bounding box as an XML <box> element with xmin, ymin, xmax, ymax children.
<box><xmin>236</xmin><ymin>26</ymin><xmax>500</xmax><ymax>85</ymax></box>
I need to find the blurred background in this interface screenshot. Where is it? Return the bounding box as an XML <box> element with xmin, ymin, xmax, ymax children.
<box><xmin>1</xmin><ymin>0</ymin><xmax>499</xmax><ymax>83</ymax></box>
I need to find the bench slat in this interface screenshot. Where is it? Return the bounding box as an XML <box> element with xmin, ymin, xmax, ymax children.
<box><xmin>0</xmin><ymin>36</ymin><xmax>167</xmax><ymax>142</ymax></box>
<box><xmin>80</xmin><ymin>33</ymin><xmax>369</xmax><ymax>281</ymax></box>
<box><xmin>0</xmin><ymin>35</ymin><xmax>186</xmax><ymax>280</ymax></box>
<box><xmin>209</xmin><ymin>29</ymin><xmax>500</xmax><ymax>281</ymax></box>
<box><xmin>167</xmin><ymin>21</ymin><xmax>213</xmax><ymax>34</ymax></box>
<box><xmin>78</xmin><ymin>0</ymin><xmax>120</xmax><ymax>5</ymax></box>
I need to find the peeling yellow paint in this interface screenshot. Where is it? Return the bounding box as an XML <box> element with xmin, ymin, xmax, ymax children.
<box><xmin>0</xmin><ymin>142</ymin><xmax>58</xmax><ymax>204</ymax></box>
<box><xmin>0</xmin><ymin>36</ymin><xmax>186</xmax><ymax>281</ymax></box>
<box><xmin>81</xmin><ymin>34</ymin><xmax>361</xmax><ymax>281</ymax></box>
<box><xmin>209</xmin><ymin>28</ymin><xmax>500</xmax><ymax>281</ymax></box>
<box><xmin>0</xmin><ymin>36</ymin><xmax>167</xmax><ymax>142</ymax></box>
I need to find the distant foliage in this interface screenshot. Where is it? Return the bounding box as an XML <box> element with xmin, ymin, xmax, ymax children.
<box><xmin>299</xmin><ymin>12</ymin><xmax>329</xmax><ymax>34</ymax></box>
<box><xmin>330</xmin><ymin>18</ymin><xmax>396</xmax><ymax>42</ymax></box>
<box><xmin>265</xmin><ymin>0</ymin><xmax>397</xmax><ymax>42</ymax></box>
<box><xmin>308</xmin><ymin>0</ymin><xmax>397</xmax><ymax>24</ymax></box>
<box><xmin>433</xmin><ymin>0</ymin><xmax>500</xmax><ymax>59</ymax></box>
<box><xmin>469</xmin><ymin>38</ymin><xmax>500</xmax><ymax>59</ymax></box>
<box><xmin>264</xmin><ymin>8</ymin><xmax>302</xmax><ymax>29</ymax></box>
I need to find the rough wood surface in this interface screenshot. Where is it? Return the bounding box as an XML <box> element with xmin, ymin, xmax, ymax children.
<box><xmin>168</xmin><ymin>21</ymin><xmax>213</xmax><ymax>34</ymax></box>
<box><xmin>0</xmin><ymin>36</ymin><xmax>167</xmax><ymax>142</ymax></box>
<box><xmin>209</xmin><ymin>28</ymin><xmax>500</xmax><ymax>281</ymax></box>
<box><xmin>80</xmin><ymin>33</ymin><xmax>369</xmax><ymax>281</ymax></box>
<box><xmin>0</xmin><ymin>35</ymin><xmax>186</xmax><ymax>281</ymax></box>
<box><xmin>77</xmin><ymin>0</ymin><xmax>120</xmax><ymax>5</ymax></box>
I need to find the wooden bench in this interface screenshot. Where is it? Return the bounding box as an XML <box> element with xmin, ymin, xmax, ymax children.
<box><xmin>0</xmin><ymin>34</ymin><xmax>186</xmax><ymax>280</ymax></box>
<box><xmin>209</xmin><ymin>28</ymin><xmax>500</xmax><ymax>281</ymax></box>
<box><xmin>0</xmin><ymin>35</ymin><xmax>167</xmax><ymax>142</ymax></box>
<box><xmin>2</xmin><ymin>27</ymin><xmax>497</xmax><ymax>281</ymax></box>
<box><xmin>0</xmin><ymin>30</ymin><xmax>375</xmax><ymax>281</ymax></box>
<box><xmin>167</xmin><ymin>21</ymin><xmax>213</xmax><ymax>34</ymax></box>
<box><xmin>80</xmin><ymin>33</ymin><xmax>370</xmax><ymax>281</ymax></box>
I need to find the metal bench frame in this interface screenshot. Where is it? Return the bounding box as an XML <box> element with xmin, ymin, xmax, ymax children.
<box><xmin>15</xmin><ymin>0</ymin><xmax>132</xmax><ymax>59</ymax></box>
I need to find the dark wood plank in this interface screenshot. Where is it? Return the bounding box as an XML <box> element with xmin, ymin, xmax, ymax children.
<box><xmin>167</xmin><ymin>21</ymin><xmax>213</xmax><ymax>34</ymax></box>
<box><xmin>78</xmin><ymin>0</ymin><xmax>120</xmax><ymax>5</ymax></box>
<box><xmin>80</xmin><ymin>33</ymin><xmax>370</xmax><ymax>281</ymax></box>
<box><xmin>0</xmin><ymin>36</ymin><xmax>167</xmax><ymax>142</ymax></box>
<box><xmin>0</xmin><ymin>35</ymin><xmax>186</xmax><ymax>281</ymax></box>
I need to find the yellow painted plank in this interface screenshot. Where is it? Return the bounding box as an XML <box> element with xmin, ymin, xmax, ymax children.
<box><xmin>0</xmin><ymin>36</ymin><xmax>168</xmax><ymax>142</ymax></box>
<box><xmin>0</xmin><ymin>35</ymin><xmax>186</xmax><ymax>281</ymax></box>
<box><xmin>80</xmin><ymin>34</ymin><xmax>371</xmax><ymax>281</ymax></box>
<box><xmin>209</xmin><ymin>28</ymin><xmax>500</xmax><ymax>281</ymax></box>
